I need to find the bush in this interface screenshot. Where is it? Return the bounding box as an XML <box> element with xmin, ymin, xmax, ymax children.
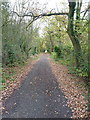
<box><xmin>51</xmin><ymin>52</ymin><xmax>57</xmax><ymax>59</ymax></box>
<box><xmin>54</xmin><ymin>46</ymin><xmax>61</xmax><ymax>57</ymax></box>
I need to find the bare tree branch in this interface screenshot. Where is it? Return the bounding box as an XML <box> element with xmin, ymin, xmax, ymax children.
<box><xmin>41</xmin><ymin>12</ymin><xmax>68</xmax><ymax>16</ymax></box>
<box><xmin>12</xmin><ymin>11</ymin><xmax>68</xmax><ymax>18</ymax></box>
<box><xmin>82</xmin><ymin>6</ymin><xmax>90</xmax><ymax>19</ymax></box>
<box><xmin>27</xmin><ymin>12</ymin><xmax>68</xmax><ymax>28</ymax></box>
<box><xmin>12</xmin><ymin>11</ymin><xmax>68</xmax><ymax>29</ymax></box>
<box><xmin>12</xmin><ymin>11</ymin><xmax>34</xmax><ymax>17</ymax></box>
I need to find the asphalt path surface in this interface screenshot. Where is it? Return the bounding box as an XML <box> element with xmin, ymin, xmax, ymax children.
<box><xmin>2</xmin><ymin>55</ymin><xmax>72</xmax><ymax>118</ymax></box>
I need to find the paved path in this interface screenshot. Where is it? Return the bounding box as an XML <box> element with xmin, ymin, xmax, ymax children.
<box><xmin>2</xmin><ymin>55</ymin><xmax>72</xmax><ymax>118</ymax></box>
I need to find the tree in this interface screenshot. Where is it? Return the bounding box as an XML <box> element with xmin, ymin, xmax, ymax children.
<box><xmin>2</xmin><ymin>0</ymin><xmax>89</xmax><ymax>70</ymax></box>
<box><xmin>13</xmin><ymin>0</ymin><xmax>84</xmax><ymax>68</ymax></box>
<box><xmin>67</xmin><ymin>1</ymin><xmax>82</xmax><ymax>68</ymax></box>
<box><xmin>1</xmin><ymin>1</ymin><xmax>40</xmax><ymax>66</ymax></box>
<box><xmin>42</xmin><ymin>16</ymin><xmax>70</xmax><ymax>53</ymax></box>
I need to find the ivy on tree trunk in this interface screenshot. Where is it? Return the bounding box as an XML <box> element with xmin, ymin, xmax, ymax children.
<box><xmin>67</xmin><ymin>1</ymin><xmax>82</xmax><ymax>68</ymax></box>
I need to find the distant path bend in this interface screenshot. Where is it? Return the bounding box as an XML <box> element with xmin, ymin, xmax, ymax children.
<box><xmin>3</xmin><ymin>54</ymin><xmax>72</xmax><ymax>118</ymax></box>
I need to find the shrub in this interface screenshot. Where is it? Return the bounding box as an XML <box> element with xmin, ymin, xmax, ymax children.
<box><xmin>54</xmin><ymin>46</ymin><xmax>61</xmax><ymax>57</ymax></box>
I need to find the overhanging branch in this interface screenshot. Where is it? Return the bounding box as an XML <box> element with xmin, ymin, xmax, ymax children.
<box><xmin>26</xmin><ymin>12</ymin><xmax>68</xmax><ymax>29</ymax></box>
<box><xmin>12</xmin><ymin>11</ymin><xmax>68</xmax><ymax>29</ymax></box>
<box><xmin>41</xmin><ymin>12</ymin><xmax>68</xmax><ymax>16</ymax></box>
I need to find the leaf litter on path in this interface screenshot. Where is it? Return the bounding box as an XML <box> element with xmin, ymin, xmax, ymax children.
<box><xmin>1</xmin><ymin>56</ymin><xmax>39</xmax><ymax>113</ymax></box>
<box><xmin>49</xmin><ymin>59</ymin><xmax>90</xmax><ymax>119</ymax></box>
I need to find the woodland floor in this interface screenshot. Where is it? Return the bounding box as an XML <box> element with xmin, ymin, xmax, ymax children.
<box><xmin>1</xmin><ymin>54</ymin><xmax>90</xmax><ymax>119</ymax></box>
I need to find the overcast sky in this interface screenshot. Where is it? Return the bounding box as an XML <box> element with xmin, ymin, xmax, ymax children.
<box><xmin>9</xmin><ymin>0</ymin><xmax>89</xmax><ymax>13</ymax></box>
<box><xmin>9</xmin><ymin>0</ymin><xmax>68</xmax><ymax>11</ymax></box>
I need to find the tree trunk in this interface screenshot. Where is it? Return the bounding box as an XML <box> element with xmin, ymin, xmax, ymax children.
<box><xmin>48</xmin><ymin>32</ymin><xmax>54</xmax><ymax>52</ymax></box>
<box><xmin>88</xmin><ymin>2</ymin><xmax>90</xmax><ymax>112</ymax></box>
<box><xmin>88</xmin><ymin>3</ymin><xmax>90</xmax><ymax>81</ymax></box>
<box><xmin>50</xmin><ymin>34</ymin><xmax>54</xmax><ymax>52</ymax></box>
<box><xmin>88</xmin><ymin>19</ymin><xmax>90</xmax><ymax>112</ymax></box>
<box><xmin>67</xmin><ymin>1</ymin><xmax>82</xmax><ymax>68</ymax></box>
